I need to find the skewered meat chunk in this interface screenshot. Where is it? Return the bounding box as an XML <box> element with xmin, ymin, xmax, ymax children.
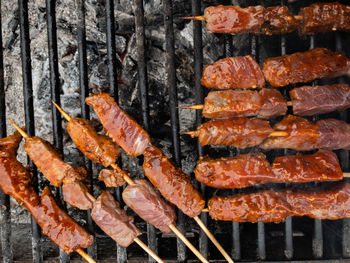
<box><xmin>208</xmin><ymin>182</ymin><xmax>350</xmax><ymax>223</ymax></box>
<box><xmin>300</xmin><ymin>2</ymin><xmax>350</xmax><ymax>35</ymax></box>
<box><xmin>202</xmin><ymin>89</ymin><xmax>286</xmax><ymax>119</ymax></box>
<box><xmin>203</xmin><ymin>5</ymin><xmax>298</xmax><ymax>35</ymax></box>
<box><xmin>261</xmin><ymin>115</ymin><xmax>350</xmax><ymax>151</ymax></box>
<box><xmin>143</xmin><ymin>146</ymin><xmax>205</xmax><ymax>218</ymax></box>
<box><xmin>263</xmin><ymin>48</ymin><xmax>350</xmax><ymax>87</ymax></box>
<box><xmin>122</xmin><ymin>179</ymin><xmax>176</xmax><ymax>233</ymax></box>
<box><xmin>67</xmin><ymin>118</ymin><xmax>121</xmax><ymax>167</ymax></box>
<box><xmin>91</xmin><ymin>190</ymin><xmax>141</xmax><ymax>247</ymax></box>
<box><xmin>37</xmin><ymin>187</ymin><xmax>94</xmax><ymax>253</ymax></box>
<box><xmin>189</xmin><ymin>118</ymin><xmax>273</xmax><ymax>148</ymax></box>
<box><xmin>86</xmin><ymin>93</ymin><xmax>151</xmax><ymax>156</ymax></box>
<box><xmin>201</xmin><ymin>56</ymin><xmax>265</xmax><ymax>89</ymax></box>
<box><xmin>98</xmin><ymin>168</ymin><xmax>126</xmax><ymax>187</ymax></box>
<box><xmin>290</xmin><ymin>84</ymin><xmax>350</xmax><ymax>116</ymax></box>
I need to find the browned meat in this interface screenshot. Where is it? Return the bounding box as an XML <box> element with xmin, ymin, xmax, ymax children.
<box><xmin>122</xmin><ymin>179</ymin><xmax>176</xmax><ymax>233</ymax></box>
<box><xmin>188</xmin><ymin>118</ymin><xmax>273</xmax><ymax>148</ymax></box>
<box><xmin>195</xmin><ymin>153</ymin><xmax>274</xmax><ymax>189</ymax></box>
<box><xmin>263</xmin><ymin>48</ymin><xmax>350</xmax><ymax>87</ymax></box>
<box><xmin>98</xmin><ymin>168</ymin><xmax>126</xmax><ymax>187</ymax></box>
<box><xmin>203</xmin><ymin>5</ymin><xmax>298</xmax><ymax>35</ymax></box>
<box><xmin>143</xmin><ymin>146</ymin><xmax>205</xmax><ymax>218</ymax></box>
<box><xmin>208</xmin><ymin>182</ymin><xmax>350</xmax><ymax>222</ymax></box>
<box><xmin>201</xmin><ymin>56</ymin><xmax>265</xmax><ymax>89</ymax></box>
<box><xmin>300</xmin><ymin>2</ymin><xmax>350</xmax><ymax>35</ymax></box>
<box><xmin>37</xmin><ymin>187</ymin><xmax>94</xmax><ymax>253</ymax></box>
<box><xmin>91</xmin><ymin>190</ymin><xmax>141</xmax><ymax>247</ymax></box>
<box><xmin>290</xmin><ymin>84</ymin><xmax>350</xmax><ymax>116</ymax></box>
<box><xmin>86</xmin><ymin>93</ymin><xmax>151</xmax><ymax>156</ymax></box>
<box><xmin>272</xmin><ymin>150</ymin><xmax>343</xmax><ymax>183</ymax></box>
<box><xmin>261</xmin><ymin>115</ymin><xmax>350</xmax><ymax>151</ymax></box>
<box><xmin>201</xmin><ymin>89</ymin><xmax>286</xmax><ymax>119</ymax></box>
<box><xmin>62</xmin><ymin>179</ymin><xmax>93</xmax><ymax>210</ymax></box>
<box><xmin>67</xmin><ymin>118</ymin><xmax>122</xmax><ymax>167</ymax></box>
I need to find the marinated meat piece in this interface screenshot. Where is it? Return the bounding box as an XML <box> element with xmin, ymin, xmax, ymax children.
<box><xmin>261</xmin><ymin>6</ymin><xmax>299</xmax><ymax>35</ymax></box>
<box><xmin>201</xmin><ymin>56</ymin><xmax>265</xmax><ymax>89</ymax></box>
<box><xmin>208</xmin><ymin>182</ymin><xmax>350</xmax><ymax>222</ymax></box>
<box><xmin>263</xmin><ymin>48</ymin><xmax>350</xmax><ymax>87</ymax></box>
<box><xmin>143</xmin><ymin>146</ymin><xmax>205</xmax><ymax>218</ymax></box>
<box><xmin>37</xmin><ymin>187</ymin><xmax>94</xmax><ymax>253</ymax></box>
<box><xmin>23</xmin><ymin>137</ymin><xmax>72</xmax><ymax>186</ymax></box>
<box><xmin>86</xmin><ymin>93</ymin><xmax>151</xmax><ymax>156</ymax></box>
<box><xmin>260</xmin><ymin>115</ymin><xmax>319</xmax><ymax>151</ymax></box>
<box><xmin>122</xmin><ymin>179</ymin><xmax>176</xmax><ymax>233</ymax></box>
<box><xmin>272</xmin><ymin>150</ymin><xmax>343</xmax><ymax>183</ymax></box>
<box><xmin>91</xmin><ymin>191</ymin><xmax>141</xmax><ymax>247</ymax></box>
<box><xmin>300</xmin><ymin>2</ymin><xmax>350</xmax><ymax>35</ymax></box>
<box><xmin>291</xmin><ymin>84</ymin><xmax>350</xmax><ymax>116</ymax></box>
<box><xmin>258</xmin><ymin>88</ymin><xmax>287</xmax><ymax>119</ymax></box>
<box><xmin>98</xmin><ymin>168</ymin><xmax>126</xmax><ymax>187</ymax></box>
<box><xmin>62</xmin><ymin>180</ymin><xmax>93</xmax><ymax>210</ymax></box>
<box><xmin>317</xmin><ymin>119</ymin><xmax>350</xmax><ymax>150</ymax></box>
<box><xmin>204</xmin><ymin>5</ymin><xmax>264</xmax><ymax>34</ymax></box>
<box><xmin>189</xmin><ymin>118</ymin><xmax>273</xmax><ymax>148</ymax></box>
<box><xmin>67</xmin><ymin>118</ymin><xmax>122</xmax><ymax>167</ymax></box>
<box><xmin>195</xmin><ymin>153</ymin><xmax>274</xmax><ymax>189</ymax></box>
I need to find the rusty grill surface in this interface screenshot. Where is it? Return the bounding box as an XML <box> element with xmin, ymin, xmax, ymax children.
<box><xmin>1</xmin><ymin>0</ymin><xmax>350</xmax><ymax>262</ymax></box>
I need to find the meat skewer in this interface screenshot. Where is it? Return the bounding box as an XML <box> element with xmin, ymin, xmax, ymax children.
<box><xmin>195</xmin><ymin>150</ymin><xmax>350</xmax><ymax>189</ymax></box>
<box><xmin>0</xmin><ymin>131</ymin><xmax>95</xmax><ymax>263</ymax></box>
<box><xmin>183</xmin><ymin>84</ymin><xmax>350</xmax><ymax>118</ymax></box>
<box><xmin>9</xmin><ymin>121</ymin><xmax>165</xmax><ymax>263</ymax></box>
<box><xmin>51</xmin><ymin>102</ymin><xmax>210</xmax><ymax>263</ymax></box>
<box><xmin>182</xmin><ymin>3</ymin><xmax>350</xmax><ymax>35</ymax></box>
<box><xmin>208</xmin><ymin>182</ymin><xmax>350</xmax><ymax>223</ymax></box>
<box><xmin>86</xmin><ymin>93</ymin><xmax>234</xmax><ymax>263</ymax></box>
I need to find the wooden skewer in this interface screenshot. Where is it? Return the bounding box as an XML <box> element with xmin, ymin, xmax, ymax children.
<box><xmin>9</xmin><ymin>119</ymin><xmax>165</xmax><ymax>263</ymax></box>
<box><xmin>183</xmin><ymin>130</ymin><xmax>288</xmax><ymax>137</ymax></box>
<box><xmin>76</xmin><ymin>249</ymin><xmax>96</xmax><ymax>263</ymax></box>
<box><xmin>294</xmin><ymin>15</ymin><xmax>303</xmax><ymax>20</ymax></box>
<box><xmin>52</xmin><ymin>101</ymin><xmax>210</xmax><ymax>263</ymax></box>
<box><xmin>180</xmin><ymin>15</ymin><xmax>206</xmax><ymax>21</ymax></box>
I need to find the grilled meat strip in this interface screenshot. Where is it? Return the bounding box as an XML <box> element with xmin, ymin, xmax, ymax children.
<box><xmin>208</xmin><ymin>182</ymin><xmax>350</xmax><ymax>223</ymax></box>
<box><xmin>203</xmin><ymin>5</ymin><xmax>298</xmax><ymax>35</ymax></box>
<box><xmin>201</xmin><ymin>55</ymin><xmax>265</xmax><ymax>89</ymax></box>
<box><xmin>98</xmin><ymin>168</ymin><xmax>126</xmax><ymax>187</ymax></box>
<box><xmin>23</xmin><ymin>136</ymin><xmax>93</xmax><ymax>210</ymax></box>
<box><xmin>261</xmin><ymin>115</ymin><xmax>350</xmax><ymax>151</ymax></box>
<box><xmin>0</xmin><ymin>132</ymin><xmax>94</xmax><ymax>253</ymax></box>
<box><xmin>122</xmin><ymin>179</ymin><xmax>176</xmax><ymax>233</ymax></box>
<box><xmin>263</xmin><ymin>48</ymin><xmax>350</xmax><ymax>87</ymax></box>
<box><xmin>202</xmin><ymin>89</ymin><xmax>287</xmax><ymax>119</ymax></box>
<box><xmin>300</xmin><ymin>2</ymin><xmax>350</xmax><ymax>35</ymax></box>
<box><xmin>290</xmin><ymin>84</ymin><xmax>350</xmax><ymax>116</ymax></box>
<box><xmin>189</xmin><ymin>118</ymin><xmax>273</xmax><ymax>148</ymax></box>
<box><xmin>86</xmin><ymin>93</ymin><xmax>151</xmax><ymax>156</ymax></box>
<box><xmin>143</xmin><ymin>146</ymin><xmax>205</xmax><ymax>218</ymax></box>
<box><xmin>195</xmin><ymin>150</ymin><xmax>342</xmax><ymax>189</ymax></box>
<box><xmin>91</xmin><ymin>190</ymin><xmax>141</xmax><ymax>247</ymax></box>
<box><xmin>67</xmin><ymin>118</ymin><xmax>121</xmax><ymax>167</ymax></box>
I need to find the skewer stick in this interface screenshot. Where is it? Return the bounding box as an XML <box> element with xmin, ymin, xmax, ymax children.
<box><xmin>180</xmin><ymin>15</ymin><xmax>206</xmax><ymax>21</ymax></box>
<box><xmin>169</xmin><ymin>224</ymin><xmax>209</xmax><ymax>263</ymax></box>
<box><xmin>76</xmin><ymin>249</ymin><xmax>96</xmax><ymax>263</ymax></box>
<box><xmin>8</xmin><ymin>119</ymin><xmax>29</xmax><ymax>138</ymax></box>
<box><xmin>194</xmin><ymin>216</ymin><xmax>234</xmax><ymax>263</ymax></box>
<box><xmin>344</xmin><ymin>173</ymin><xmax>350</xmax><ymax>177</ymax></box>
<box><xmin>294</xmin><ymin>15</ymin><xmax>303</xmax><ymax>20</ymax></box>
<box><xmin>52</xmin><ymin>101</ymin><xmax>210</xmax><ymax>263</ymax></box>
<box><xmin>134</xmin><ymin>238</ymin><xmax>165</xmax><ymax>263</ymax></box>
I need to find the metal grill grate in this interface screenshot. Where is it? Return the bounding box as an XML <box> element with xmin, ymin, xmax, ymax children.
<box><xmin>1</xmin><ymin>0</ymin><xmax>350</xmax><ymax>262</ymax></box>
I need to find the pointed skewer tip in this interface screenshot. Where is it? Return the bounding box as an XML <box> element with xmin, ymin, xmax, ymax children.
<box><xmin>181</xmin><ymin>131</ymin><xmax>197</xmax><ymax>137</ymax></box>
<box><xmin>180</xmin><ymin>15</ymin><xmax>206</xmax><ymax>21</ymax></box>
<box><xmin>180</xmin><ymin>104</ymin><xmax>204</xmax><ymax>110</ymax></box>
<box><xmin>8</xmin><ymin>119</ymin><xmax>29</xmax><ymax>138</ymax></box>
<box><xmin>51</xmin><ymin>100</ymin><xmax>72</xmax><ymax>121</ymax></box>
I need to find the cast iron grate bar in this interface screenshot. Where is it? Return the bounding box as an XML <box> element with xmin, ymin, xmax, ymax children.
<box><xmin>163</xmin><ymin>0</ymin><xmax>187</xmax><ymax>261</ymax></box>
<box><xmin>76</xmin><ymin>0</ymin><xmax>97</xmax><ymax>259</ymax></box>
<box><xmin>105</xmin><ymin>0</ymin><xmax>127</xmax><ymax>261</ymax></box>
<box><xmin>0</xmin><ymin>0</ymin><xmax>12</xmax><ymax>261</ymax></box>
<box><xmin>191</xmin><ymin>0</ymin><xmax>209</xmax><ymax>260</ymax></box>
<box><xmin>18</xmin><ymin>0</ymin><xmax>42</xmax><ymax>262</ymax></box>
<box><xmin>44</xmin><ymin>1</ymin><xmax>70</xmax><ymax>262</ymax></box>
<box><xmin>133</xmin><ymin>0</ymin><xmax>157</xmax><ymax>261</ymax></box>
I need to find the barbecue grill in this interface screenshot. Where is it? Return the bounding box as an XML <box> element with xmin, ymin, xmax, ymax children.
<box><xmin>1</xmin><ymin>0</ymin><xmax>350</xmax><ymax>262</ymax></box>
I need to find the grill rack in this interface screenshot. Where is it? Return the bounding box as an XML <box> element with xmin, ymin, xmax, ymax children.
<box><xmin>0</xmin><ymin>0</ymin><xmax>350</xmax><ymax>262</ymax></box>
